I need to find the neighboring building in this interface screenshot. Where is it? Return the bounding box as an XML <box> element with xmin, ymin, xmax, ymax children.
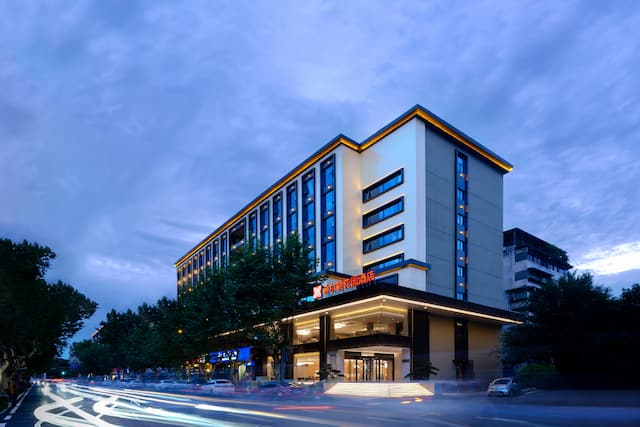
<box><xmin>503</xmin><ymin>228</ymin><xmax>572</xmax><ymax>313</ymax></box>
<box><xmin>175</xmin><ymin>105</ymin><xmax>520</xmax><ymax>384</ymax></box>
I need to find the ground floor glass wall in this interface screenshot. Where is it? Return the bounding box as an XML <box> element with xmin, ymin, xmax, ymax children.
<box><xmin>343</xmin><ymin>352</ymin><xmax>394</xmax><ymax>382</ymax></box>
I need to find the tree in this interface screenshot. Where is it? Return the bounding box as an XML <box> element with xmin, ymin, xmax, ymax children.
<box><xmin>0</xmin><ymin>238</ymin><xmax>97</xmax><ymax>385</ymax></box>
<box><xmin>502</xmin><ymin>272</ymin><xmax>639</xmax><ymax>386</ymax></box>
<box><xmin>70</xmin><ymin>340</ymin><xmax>113</xmax><ymax>376</ymax></box>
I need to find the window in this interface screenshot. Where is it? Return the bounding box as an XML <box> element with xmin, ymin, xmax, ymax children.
<box><xmin>362</xmin><ymin>169</ymin><xmax>403</xmax><ymax>202</ymax></box>
<box><xmin>230</xmin><ymin>220</ymin><xmax>245</xmax><ymax>252</ymax></box>
<box><xmin>286</xmin><ymin>183</ymin><xmax>298</xmax><ymax>235</ymax></box>
<box><xmin>199</xmin><ymin>251</ymin><xmax>204</xmax><ymax>272</ymax></box>
<box><xmin>363</xmin><ymin>253</ymin><xmax>404</xmax><ymax>273</ymax></box>
<box><xmin>302</xmin><ymin>170</ymin><xmax>316</xmax><ymax>264</ymax></box>
<box><xmin>273</xmin><ymin>193</ymin><xmax>282</xmax><ymax>244</ymax></box>
<box><xmin>205</xmin><ymin>245</ymin><xmax>211</xmax><ymax>267</ymax></box>
<box><xmin>455</xmin><ymin>152</ymin><xmax>468</xmax><ymax>301</ymax></box>
<box><xmin>457</xmin><ymin>265</ymin><xmax>466</xmax><ymax>279</ymax></box>
<box><xmin>457</xmin><ymin>154</ymin><xmax>467</xmax><ymax>175</ymax></box>
<box><xmin>220</xmin><ymin>233</ymin><xmax>228</xmax><ymax>267</ymax></box>
<box><xmin>212</xmin><ymin>241</ymin><xmax>219</xmax><ymax>267</ymax></box>
<box><xmin>260</xmin><ymin>203</ymin><xmax>270</xmax><ymax>247</ymax></box>
<box><xmin>363</xmin><ymin>197</ymin><xmax>404</xmax><ymax>228</ymax></box>
<box><xmin>363</xmin><ymin>225</ymin><xmax>404</xmax><ymax>253</ymax></box>
<box><xmin>248</xmin><ymin>211</ymin><xmax>257</xmax><ymax>248</ymax></box>
<box><xmin>321</xmin><ymin>157</ymin><xmax>336</xmax><ymax>271</ymax></box>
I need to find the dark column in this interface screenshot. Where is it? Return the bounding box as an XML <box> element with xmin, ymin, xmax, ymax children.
<box><xmin>252</xmin><ymin>347</ymin><xmax>265</xmax><ymax>378</ymax></box>
<box><xmin>410</xmin><ymin>309</ymin><xmax>430</xmax><ymax>380</ymax></box>
<box><xmin>319</xmin><ymin>315</ymin><xmax>330</xmax><ymax>371</ymax></box>
<box><xmin>284</xmin><ymin>321</ymin><xmax>294</xmax><ymax>380</ymax></box>
<box><xmin>454</xmin><ymin>318</ymin><xmax>469</xmax><ymax>379</ymax></box>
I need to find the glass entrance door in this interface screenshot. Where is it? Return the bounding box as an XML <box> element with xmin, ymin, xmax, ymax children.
<box><xmin>344</xmin><ymin>353</ymin><xmax>394</xmax><ymax>382</ymax></box>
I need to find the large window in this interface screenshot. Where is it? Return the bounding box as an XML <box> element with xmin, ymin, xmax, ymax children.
<box><xmin>293</xmin><ymin>318</ymin><xmax>320</xmax><ymax>345</ymax></box>
<box><xmin>248</xmin><ymin>211</ymin><xmax>257</xmax><ymax>248</ymax></box>
<box><xmin>286</xmin><ymin>183</ymin><xmax>298</xmax><ymax>235</ymax></box>
<box><xmin>230</xmin><ymin>220</ymin><xmax>245</xmax><ymax>254</ymax></box>
<box><xmin>220</xmin><ymin>233</ymin><xmax>228</xmax><ymax>267</ymax></box>
<box><xmin>363</xmin><ymin>197</ymin><xmax>404</xmax><ymax>228</ymax></box>
<box><xmin>302</xmin><ymin>170</ymin><xmax>316</xmax><ymax>265</ymax></box>
<box><xmin>456</xmin><ymin>152</ymin><xmax>468</xmax><ymax>301</ymax></box>
<box><xmin>260</xmin><ymin>203</ymin><xmax>270</xmax><ymax>247</ymax></box>
<box><xmin>363</xmin><ymin>225</ymin><xmax>404</xmax><ymax>254</ymax></box>
<box><xmin>205</xmin><ymin>245</ymin><xmax>211</xmax><ymax>268</ymax></box>
<box><xmin>331</xmin><ymin>304</ymin><xmax>407</xmax><ymax>340</ymax></box>
<box><xmin>362</xmin><ymin>169</ymin><xmax>403</xmax><ymax>203</ymax></box>
<box><xmin>363</xmin><ymin>253</ymin><xmax>404</xmax><ymax>274</ymax></box>
<box><xmin>273</xmin><ymin>193</ymin><xmax>283</xmax><ymax>244</ymax></box>
<box><xmin>321</xmin><ymin>156</ymin><xmax>336</xmax><ymax>271</ymax></box>
<box><xmin>212</xmin><ymin>240</ymin><xmax>219</xmax><ymax>268</ymax></box>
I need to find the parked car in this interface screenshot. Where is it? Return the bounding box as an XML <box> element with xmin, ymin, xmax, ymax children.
<box><xmin>199</xmin><ymin>379</ymin><xmax>235</xmax><ymax>395</ymax></box>
<box><xmin>253</xmin><ymin>381</ymin><xmax>305</xmax><ymax>398</ymax></box>
<box><xmin>487</xmin><ymin>377</ymin><xmax>520</xmax><ymax>397</ymax></box>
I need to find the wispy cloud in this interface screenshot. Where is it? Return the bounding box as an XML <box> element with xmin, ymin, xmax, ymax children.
<box><xmin>575</xmin><ymin>242</ymin><xmax>640</xmax><ymax>276</ymax></box>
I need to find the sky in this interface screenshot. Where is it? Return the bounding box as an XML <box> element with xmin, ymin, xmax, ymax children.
<box><xmin>1</xmin><ymin>0</ymin><xmax>639</xmax><ymax>345</ymax></box>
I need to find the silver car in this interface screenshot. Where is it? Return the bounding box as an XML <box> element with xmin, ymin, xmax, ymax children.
<box><xmin>487</xmin><ymin>377</ymin><xmax>520</xmax><ymax>396</ymax></box>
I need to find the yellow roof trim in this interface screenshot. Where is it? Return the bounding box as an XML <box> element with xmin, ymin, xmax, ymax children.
<box><xmin>359</xmin><ymin>107</ymin><xmax>512</xmax><ymax>173</ymax></box>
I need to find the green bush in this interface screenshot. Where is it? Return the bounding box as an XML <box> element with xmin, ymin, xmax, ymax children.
<box><xmin>517</xmin><ymin>364</ymin><xmax>560</xmax><ymax>389</ymax></box>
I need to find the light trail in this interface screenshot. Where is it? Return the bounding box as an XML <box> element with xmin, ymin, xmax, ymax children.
<box><xmin>32</xmin><ymin>382</ymin><xmax>341</xmax><ymax>426</ymax></box>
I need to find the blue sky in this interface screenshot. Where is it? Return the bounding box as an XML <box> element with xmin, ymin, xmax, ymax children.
<box><xmin>1</xmin><ymin>0</ymin><xmax>639</xmax><ymax>344</ymax></box>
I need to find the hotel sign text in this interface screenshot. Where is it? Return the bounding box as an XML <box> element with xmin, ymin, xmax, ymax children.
<box><xmin>313</xmin><ymin>271</ymin><xmax>376</xmax><ymax>300</ymax></box>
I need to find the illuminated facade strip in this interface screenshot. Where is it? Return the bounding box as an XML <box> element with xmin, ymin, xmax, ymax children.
<box><xmin>284</xmin><ymin>294</ymin><xmax>521</xmax><ymax>325</ymax></box>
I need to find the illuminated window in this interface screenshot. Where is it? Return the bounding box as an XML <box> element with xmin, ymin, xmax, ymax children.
<box><xmin>363</xmin><ymin>253</ymin><xmax>404</xmax><ymax>274</ymax></box>
<box><xmin>212</xmin><ymin>241</ymin><xmax>219</xmax><ymax>267</ymax></box>
<box><xmin>363</xmin><ymin>197</ymin><xmax>404</xmax><ymax>228</ymax></box>
<box><xmin>363</xmin><ymin>225</ymin><xmax>404</xmax><ymax>254</ymax></box>
<box><xmin>221</xmin><ymin>233</ymin><xmax>228</xmax><ymax>267</ymax></box>
<box><xmin>321</xmin><ymin>156</ymin><xmax>336</xmax><ymax>271</ymax></box>
<box><xmin>455</xmin><ymin>152</ymin><xmax>468</xmax><ymax>301</ymax></box>
<box><xmin>286</xmin><ymin>183</ymin><xmax>298</xmax><ymax>235</ymax></box>
<box><xmin>230</xmin><ymin>220</ymin><xmax>246</xmax><ymax>253</ymax></box>
<box><xmin>302</xmin><ymin>170</ymin><xmax>316</xmax><ymax>264</ymax></box>
<box><xmin>248</xmin><ymin>211</ymin><xmax>257</xmax><ymax>248</ymax></box>
<box><xmin>260</xmin><ymin>203</ymin><xmax>270</xmax><ymax>247</ymax></box>
<box><xmin>273</xmin><ymin>193</ymin><xmax>282</xmax><ymax>244</ymax></box>
<box><xmin>362</xmin><ymin>169</ymin><xmax>403</xmax><ymax>203</ymax></box>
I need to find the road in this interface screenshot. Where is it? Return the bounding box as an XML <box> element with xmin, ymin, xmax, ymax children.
<box><xmin>2</xmin><ymin>383</ymin><xmax>639</xmax><ymax>426</ymax></box>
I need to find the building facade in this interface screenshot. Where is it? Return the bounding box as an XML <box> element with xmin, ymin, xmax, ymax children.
<box><xmin>503</xmin><ymin>228</ymin><xmax>572</xmax><ymax>313</ymax></box>
<box><xmin>175</xmin><ymin>105</ymin><xmax>520</xmax><ymax>383</ymax></box>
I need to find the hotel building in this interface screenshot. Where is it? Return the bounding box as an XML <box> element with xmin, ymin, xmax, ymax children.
<box><xmin>175</xmin><ymin>105</ymin><xmax>520</xmax><ymax>384</ymax></box>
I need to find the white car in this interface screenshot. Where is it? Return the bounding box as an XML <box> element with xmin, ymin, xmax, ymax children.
<box><xmin>199</xmin><ymin>379</ymin><xmax>235</xmax><ymax>395</ymax></box>
<box><xmin>487</xmin><ymin>377</ymin><xmax>520</xmax><ymax>397</ymax></box>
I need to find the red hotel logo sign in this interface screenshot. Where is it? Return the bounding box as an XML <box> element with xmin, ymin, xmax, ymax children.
<box><xmin>313</xmin><ymin>271</ymin><xmax>376</xmax><ymax>300</ymax></box>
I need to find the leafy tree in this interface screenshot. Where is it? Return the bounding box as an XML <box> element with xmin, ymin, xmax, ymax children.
<box><xmin>0</xmin><ymin>238</ymin><xmax>96</xmax><ymax>385</ymax></box>
<box><xmin>503</xmin><ymin>272</ymin><xmax>640</xmax><ymax>386</ymax></box>
<box><xmin>70</xmin><ymin>340</ymin><xmax>113</xmax><ymax>376</ymax></box>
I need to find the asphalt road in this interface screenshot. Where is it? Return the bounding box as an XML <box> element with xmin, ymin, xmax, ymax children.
<box><xmin>2</xmin><ymin>383</ymin><xmax>639</xmax><ymax>427</ymax></box>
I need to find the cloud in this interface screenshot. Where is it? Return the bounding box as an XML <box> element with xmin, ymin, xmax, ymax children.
<box><xmin>574</xmin><ymin>242</ymin><xmax>640</xmax><ymax>276</ymax></box>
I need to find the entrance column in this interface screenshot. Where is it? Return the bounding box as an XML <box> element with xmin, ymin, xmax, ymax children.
<box><xmin>319</xmin><ymin>314</ymin><xmax>330</xmax><ymax>372</ymax></box>
<box><xmin>410</xmin><ymin>309</ymin><xmax>430</xmax><ymax>380</ymax></box>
